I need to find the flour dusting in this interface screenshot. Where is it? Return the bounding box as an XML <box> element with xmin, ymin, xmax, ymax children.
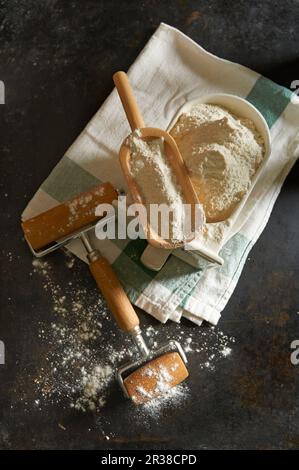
<box><xmin>140</xmin><ymin>383</ymin><xmax>189</xmax><ymax>417</ymax></box>
<box><xmin>26</xmin><ymin>254</ymin><xmax>235</xmax><ymax>419</ymax></box>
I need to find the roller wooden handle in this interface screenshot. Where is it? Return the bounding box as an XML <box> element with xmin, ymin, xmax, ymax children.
<box><xmin>89</xmin><ymin>256</ymin><xmax>139</xmax><ymax>332</ymax></box>
<box><xmin>113</xmin><ymin>71</ymin><xmax>145</xmax><ymax>131</ymax></box>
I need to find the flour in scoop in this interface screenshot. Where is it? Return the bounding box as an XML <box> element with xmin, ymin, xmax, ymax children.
<box><xmin>170</xmin><ymin>103</ymin><xmax>265</xmax><ymax>223</ymax></box>
<box><xmin>128</xmin><ymin>133</ymin><xmax>193</xmax><ymax>243</ymax></box>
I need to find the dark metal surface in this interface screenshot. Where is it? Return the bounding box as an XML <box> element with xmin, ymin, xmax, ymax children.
<box><xmin>0</xmin><ymin>0</ymin><xmax>298</xmax><ymax>450</ymax></box>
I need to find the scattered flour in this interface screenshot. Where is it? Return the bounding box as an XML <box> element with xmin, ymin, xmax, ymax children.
<box><xmin>31</xmin><ymin>256</ymin><xmax>125</xmax><ymax>412</ymax></box>
<box><xmin>71</xmin><ymin>364</ymin><xmax>113</xmax><ymax>411</ymax></box>
<box><xmin>28</xmin><ymin>255</ymin><xmax>235</xmax><ymax>418</ymax></box>
<box><xmin>65</xmin><ymin>250</ymin><xmax>75</xmax><ymax>269</ymax></box>
<box><xmin>65</xmin><ymin>186</ymin><xmax>108</xmax><ymax>228</ymax></box>
<box><xmin>221</xmin><ymin>346</ymin><xmax>232</xmax><ymax>357</ymax></box>
<box><xmin>140</xmin><ymin>383</ymin><xmax>189</xmax><ymax>417</ymax></box>
<box><xmin>170</xmin><ymin>103</ymin><xmax>265</xmax><ymax>223</ymax></box>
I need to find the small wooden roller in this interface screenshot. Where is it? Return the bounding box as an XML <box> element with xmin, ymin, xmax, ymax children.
<box><xmin>124</xmin><ymin>352</ymin><xmax>189</xmax><ymax>405</ymax></box>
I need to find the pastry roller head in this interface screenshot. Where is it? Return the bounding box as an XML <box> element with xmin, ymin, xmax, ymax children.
<box><xmin>118</xmin><ymin>340</ymin><xmax>189</xmax><ymax>405</ymax></box>
<box><xmin>21</xmin><ymin>182</ymin><xmax>118</xmax><ymax>256</ymax></box>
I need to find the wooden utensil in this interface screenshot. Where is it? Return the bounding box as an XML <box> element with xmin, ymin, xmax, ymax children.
<box><xmin>113</xmin><ymin>71</ymin><xmax>202</xmax><ymax>250</ymax></box>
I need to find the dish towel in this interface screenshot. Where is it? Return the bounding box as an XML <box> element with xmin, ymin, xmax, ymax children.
<box><xmin>22</xmin><ymin>23</ymin><xmax>299</xmax><ymax>326</ymax></box>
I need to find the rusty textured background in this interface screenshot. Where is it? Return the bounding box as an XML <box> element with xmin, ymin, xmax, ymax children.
<box><xmin>0</xmin><ymin>0</ymin><xmax>298</xmax><ymax>450</ymax></box>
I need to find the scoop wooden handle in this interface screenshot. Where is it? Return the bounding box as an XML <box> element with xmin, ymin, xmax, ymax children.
<box><xmin>89</xmin><ymin>256</ymin><xmax>139</xmax><ymax>332</ymax></box>
<box><xmin>113</xmin><ymin>71</ymin><xmax>145</xmax><ymax>131</ymax></box>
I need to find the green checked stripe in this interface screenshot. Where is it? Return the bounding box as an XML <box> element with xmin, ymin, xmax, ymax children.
<box><xmin>247</xmin><ymin>76</ymin><xmax>292</xmax><ymax>128</ymax></box>
<box><xmin>112</xmin><ymin>239</ymin><xmax>157</xmax><ymax>304</ymax></box>
<box><xmin>41</xmin><ymin>155</ymin><xmax>102</xmax><ymax>202</ymax></box>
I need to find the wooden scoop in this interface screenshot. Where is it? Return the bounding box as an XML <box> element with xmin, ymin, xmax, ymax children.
<box><xmin>113</xmin><ymin>71</ymin><xmax>201</xmax><ymax>250</ymax></box>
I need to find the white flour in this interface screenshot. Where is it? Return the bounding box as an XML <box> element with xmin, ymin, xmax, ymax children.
<box><xmin>128</xmin><ymin>134</ymin><xmax>188</xmax><ymax>243</ymax></box>
<box><xmin>141</xmin><ymin>383</ymin><xmax>188</xmax><ymax>417</ymax></box>
<box><xmin>31</xmin><ymin>256</ymin><xmax>120</xmax><ymax>412</ymax></box>
<box><xmin>170</xmin><ymin>103</ymin><xmax>265</xmax><ymax>223</ymax></box>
